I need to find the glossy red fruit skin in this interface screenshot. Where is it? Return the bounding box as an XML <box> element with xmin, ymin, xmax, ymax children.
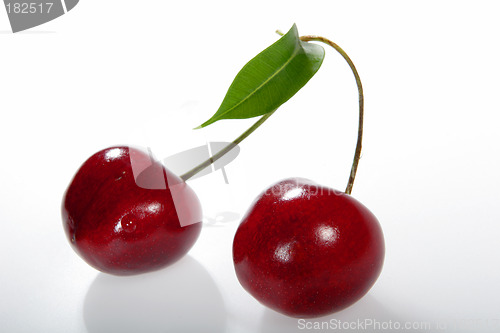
<box><xmin>62</xmin><ymin>146</ymin><xmax>202</xmax><ymax>276</ymax></box>
<box><xmin>233</xmin><ymin>178</ymin><xmax>384</xmax><ymax>318</ymax></box>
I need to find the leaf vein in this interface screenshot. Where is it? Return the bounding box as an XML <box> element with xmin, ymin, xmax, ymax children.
<box><xmin>216</xmin><ymin>42</ymin><xmax>301</xmax><ymax>120</ymax></box>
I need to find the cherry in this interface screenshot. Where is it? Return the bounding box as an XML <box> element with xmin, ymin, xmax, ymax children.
<box><xmin>62</xmin><ymin>146</ymin><xmax>202</xmax><ymax>275</ymax></box>
<box><xmin>232</xmin><ymin>178</ymin><xmax>384</xmax><ymax>318</ymax></box>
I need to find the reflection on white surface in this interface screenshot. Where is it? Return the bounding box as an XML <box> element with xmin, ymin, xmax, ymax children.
<box><xmin>84</xmin><ymin>256</ymin><xmax>226</xmax><ymax>333</ymax></box>
<box><xmin>259</xmin><ymin>294</ymin><xmax>402</xmax><ymax>333</ymax></box>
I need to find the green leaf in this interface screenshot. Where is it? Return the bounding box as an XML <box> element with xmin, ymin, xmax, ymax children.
<box><xmin>197</xmin><ymin>24</ymin><xmax>325</xmax><ymax>128</ymax></box>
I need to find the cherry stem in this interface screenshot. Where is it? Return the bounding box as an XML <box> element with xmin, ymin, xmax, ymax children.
<box><xmin>180</xmin><ymin>110</ymin><xmax>276</xmax><ymax>181</ymax></box>
<box><xmin>181</xmin><ymin>31</ymin><xmax>364</xmax><ymax>196</ymax></box>
<box><xmin>298</xmin><ymin>35</ymin><xmax>364</xmax><ymax>195</ymax></box>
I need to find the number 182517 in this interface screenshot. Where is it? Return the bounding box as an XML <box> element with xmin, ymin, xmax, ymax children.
<box><xmin>6</xmin><ymin>2</ymin><xmax>54</xmax><ymax>14</ymax></box>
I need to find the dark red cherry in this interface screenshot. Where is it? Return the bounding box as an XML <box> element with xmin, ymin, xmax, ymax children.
<box><xmin>62</xmin><ymin>146</ymin><xmax>202</xmax><ymax>275</ymax></box>
<box><xmin>233</xmin><ymin>178</ymin><xmax>384</xmax><ymax>318</ymax></box>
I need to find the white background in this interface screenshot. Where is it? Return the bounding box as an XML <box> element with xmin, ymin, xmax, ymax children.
<box><xmin>1</xmin><ymin>1</ymin><xmax>500</xmax><ymax>332</ymax></box>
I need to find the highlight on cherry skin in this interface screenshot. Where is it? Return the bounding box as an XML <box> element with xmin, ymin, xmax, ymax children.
<box><xmin>233</xmin><ymin>178</ymin><xmax>385</xmax><ymax>318</ymax></box>
<box><xmin>61</xmin><ymin>146</ymin><xmax>202</xmax><ymax>276</ymax></box>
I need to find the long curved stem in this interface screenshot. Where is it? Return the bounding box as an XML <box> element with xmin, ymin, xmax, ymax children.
<box><xmin>299</xmin><ymin>35</ymin><xmax>364</xmax><ymax>195</ymax></box>
<box><xmin>180</xmin><ymin>110</ymin><xmax>276</xmax><ymax>181</ymax></box>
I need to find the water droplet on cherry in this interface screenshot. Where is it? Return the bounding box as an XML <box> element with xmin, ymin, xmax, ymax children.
<box><xmin>121</xmin><ymin>214</ymin><xmax>137</xmax><ymax>233</ymax></box>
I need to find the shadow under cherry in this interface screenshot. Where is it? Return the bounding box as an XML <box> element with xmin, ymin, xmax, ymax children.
<box><xmin>83</xmin><ymin>255</ymin><xmax>226</xmax><ymax>333</ymax></box>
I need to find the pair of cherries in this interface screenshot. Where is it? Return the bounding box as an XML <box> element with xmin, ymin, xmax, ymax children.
<box><xmin>62</xmin><ymin>145</ymin><xmax>384</xmax><ymax>318</ymax></box>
